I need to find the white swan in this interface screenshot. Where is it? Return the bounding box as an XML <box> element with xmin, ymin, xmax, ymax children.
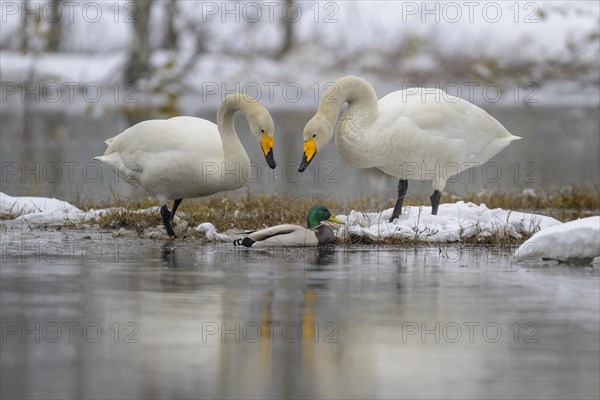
<box><xmin>233</xmin><ymin>205</ymin><xmax>344</xmax><ymax>247</ymax></box>
<box><xmin>95</xmin><ymin>94</ymin><xmax>276</xmax><ymax>236</ymax></box>
<box><xmin>298</xmin><ymin>76</ymin><xmax>521</xmax><ymax>221</ymax></box>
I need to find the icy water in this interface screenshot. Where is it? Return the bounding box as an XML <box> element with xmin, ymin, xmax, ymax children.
<box><xmin>1</xmin><ymin>105</ymin><xmax>599</xmax><ymax>203</ymax></box>
<box><xmin>2</xmin><ymin>104</ymin><xmax>599</xmax><ymax>399</ymax></box>
<box><xmin>1</xmin><ymin>229</ymin><xmax>599</xmax><ymax>399</ymax></box>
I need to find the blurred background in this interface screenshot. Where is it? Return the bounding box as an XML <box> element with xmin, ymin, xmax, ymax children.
<box><xmin>1</xmin><ymin>0</ymin><xmax>599</xmax><ymax>205</ymax></box>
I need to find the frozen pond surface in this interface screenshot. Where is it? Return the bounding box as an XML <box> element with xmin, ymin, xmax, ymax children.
<box><xmin>1</xmin><ymin>228</ymin><xmax>599</xmax><ymax>399</ymax></box>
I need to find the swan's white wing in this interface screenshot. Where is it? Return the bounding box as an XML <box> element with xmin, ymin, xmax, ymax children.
<box><xmin>95</xmin><ymin>118</ymin><xmax>228</xmax><ymax>200</ymax></box>
<box><xmin>374</xmin><ymin>89</ymin><xmax>519</xmax><ymax>168</ymax></box>
<box><xmin>105</xmin><ymin>118</ymin><xmax>221</xmax><ymax>157</ymax></box>
<box><xmin>379</xmin><ymin>89</ymin><xmax>514</xmax><ymax>139</ymax></box>
<box><xmin>168</xmin><ymin>116</ymin><xmax>216</xmax><ymax>129</ymax></box>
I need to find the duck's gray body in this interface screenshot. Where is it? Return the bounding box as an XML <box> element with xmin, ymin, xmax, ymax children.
<box><xmin>240</xmin><ymin>224</ymin><xmax>337</xmax><ymax>247</ymax></box>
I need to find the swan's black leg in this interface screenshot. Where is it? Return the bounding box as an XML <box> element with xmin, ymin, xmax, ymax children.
<box><xmin>430</xmin><ymin>190</ymin><xmax>441</xmax><ymax>215</ymax></box>
<box><xmin>161</xmin><ymin>205</ymin><xmax>176</xmax><ymax>236</ymax></box>
<box><xmin>171</xmin><ymin>198</ymin><xmax>183</xmax><ymax>221</ymax></box>
<box><xmin>389</xmin><ymin>179</ymin><xmax>408</xmax><ymax>222</ymax></box>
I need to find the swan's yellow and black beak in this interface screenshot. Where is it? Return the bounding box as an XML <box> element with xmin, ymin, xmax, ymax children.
<box><xmin>261</xmin><ymin>134</ymin><xmax>276</xmax><ymax>169</ymax></box>
<box><xmin>327</xmin><ymin>215</ymin><xmax>345</xmax><ymax>224</ymax></box>
<box><xmin>298</xmin><ymin>138</ymin><xmax>317</xmax><ymax>172</ymax></box>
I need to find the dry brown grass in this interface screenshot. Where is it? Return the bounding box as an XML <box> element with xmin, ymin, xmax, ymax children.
<box><xmin>455</xmin><ymin>185</ymin><xmax>600</xmax><ymax>221</ymax></box>
<box><xmin>92</xmin><ymin>208</ymin><xmax>162</xmax><ymax>233</ymax></box>
<box><xmin>76</xmin><ymin>185</ymin><xmax>600</xmax><ymax>244</ymax></box>
<box><xmin>84</xmin><ymin>192</ymin><xmax>380</xmax><ymax>233</ymax></box>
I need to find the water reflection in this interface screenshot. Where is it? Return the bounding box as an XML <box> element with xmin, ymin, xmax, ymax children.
<box><xmin>1</xmin><ymin>236</ymin><xmax>598</xmax><ymax>399</ymax></box>
<box><xmin>161</xmin><ymin>242</ymin><xmax>177</xmax><ymax>268</ymax></box>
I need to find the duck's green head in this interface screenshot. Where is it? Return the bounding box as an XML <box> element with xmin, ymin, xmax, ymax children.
<box><xmin>307</xmin><ymin>205</ymin><xmax>345</xmax><ymax>229</ymax></box>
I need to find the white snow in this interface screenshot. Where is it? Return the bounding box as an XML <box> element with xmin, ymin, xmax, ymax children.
<box><xmin>515</xmin><ymin>217</ymin><xmax>600</xmax><ymax>264</ymax></box>
<box><xmin>188</xmin><ymin>201</ymin><xmax>564</xmax><ymax>245</ymax></box>
<box><xmin>1</xmin><ymin>192</ymin><xmax>151</xmax><ymax>227</ymax></box>
<box><xmin>1</xmin><ymin>1</ymin><xmax>598</xmax><ymax>111</ymax></box>
<box><xmin>0</xmin><ymin>192</ymin><xmax>83</xmax><ymax>224</ymax></box>
<box><xmin>194</xmin><ymin>222</ymin><xmax>233</xmax><ymax>242</ymax></box>
<box><xmin>1</xmin><ymin>192</ymin><xmax>204</xmax><ymax>237</ymax></box>
<box><xmin>333</xmin><ymin>202</ymin><xmax>561</xmax><ymax>242</ymax></box>
<box><xmin>4</xmin><ymin>193</ymin><xmax>597</xmax><ymax>262</ymax></box>
<box><xmin>190</xmin><ymin>202</ymin><xmax>561</xmax><ymax>244</ymax></box>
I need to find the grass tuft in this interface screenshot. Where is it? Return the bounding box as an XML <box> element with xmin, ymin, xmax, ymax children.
<box><xmin>61</xmin><ymin>185</ymin><xmax>600</xmax><ymax>244</ymax></box>
<box><xmin>93</xmin><ymin>208</ymin><xmax>162</xmax><ymax>233</ymax></box>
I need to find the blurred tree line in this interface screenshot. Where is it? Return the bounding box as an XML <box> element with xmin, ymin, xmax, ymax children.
<box><xmin>3</xmin><ymin>0</ymin><xmax>598</xmax><ymax>91</ymax></box>
<box><xmin>6</xmin><ymin>0</ymin><xmax>298</xmax><ymax>85</ymax></box>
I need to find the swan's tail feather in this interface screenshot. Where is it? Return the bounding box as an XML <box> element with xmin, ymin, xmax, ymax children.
<box><xmin>94</xmin><ymin>154</ymin><xmax>123</xmax><ymax>171</ymax></box>
<box><xmin>473</xmin><ymin>136</ymin><xmax>519</xmax><ymax>165</ymax></box>
<box><xmin>94</xmin><ymin>155</ymin><xmax>110</xmax><ymax>164</ymax></box>
<box><xmin>95</xmin><ymin>136</ymin><xmax>118</xmax><ymax>160</ymax></box>
<box><xmin>94</xmin><ymin>153</ymin><xmax>141</xmax><ymax>184</ymax></box>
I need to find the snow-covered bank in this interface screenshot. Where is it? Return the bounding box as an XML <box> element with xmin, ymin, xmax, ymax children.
<box><xmin>515</xmin><ymin>217</ymin><xmax>600</xmax><ymax>264</ymax></box>
<box><xmin>333</xmin><ymin>202</ymin><xmax>560</xmax><ymax>242</ymax></box>
<box><xmin>0</xmin><ymin>192</ymin><xmax>155</xmax><ymax>226</ymax></box>
<box><xmin>3</xmin><ymin>192</ymin><xmax>598</xmax><ymax>264</ymax></box>
<box><xmin>1</xmin><ymin>192</ymin><xmax>569</xmax><ymax>244</ymax></box>
<box><xmin>0</xmin><ymin>192</ymin><xmax>84</xmax><ymax>224</ymax></box>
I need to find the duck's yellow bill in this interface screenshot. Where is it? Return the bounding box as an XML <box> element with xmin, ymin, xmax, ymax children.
<box><xmin>328</xmin><ymin>216</ymin><xmax>345</xmax><ymax>224</ymax></box>
<box><xmin>261</xmin><ymin>134</ymin><xmax>274</xmax><ymax>156</ymax></box>
<box><xmin>303</xmin><ymin>138</ymin><xmax>317</xmax><ymax>162</ymax></box>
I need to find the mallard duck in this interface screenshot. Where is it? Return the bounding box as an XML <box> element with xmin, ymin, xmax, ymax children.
<box><xmin>297</xmin><ymin>76</ymin><xmax>520</xmax><ymax>221</ymax></box>
<box><xmin>233</xmin><ymin>205</ymin><xmax>344</xmax><ymax>247</ymax></box>
<box><xmin>95</xmin><ymin>94</ymin><xmax>276</xmax><ymax>236</ymax></box>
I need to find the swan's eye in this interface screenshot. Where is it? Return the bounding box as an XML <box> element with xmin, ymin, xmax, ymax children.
<box><xmin>312</xmin><ymin>133</ymin><xmax>317</xmax><ymax>138</ymax></box>
<box><xmin>261</xmin><ymin>129</ymin><xmax>265</xmax><ymax>133</ymax></box>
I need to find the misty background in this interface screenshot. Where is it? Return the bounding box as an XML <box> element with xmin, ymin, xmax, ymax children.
<box><xmin>1</xmin><ymin>0</ymin><xmax>599</xmax><ymax>205</ymax></box>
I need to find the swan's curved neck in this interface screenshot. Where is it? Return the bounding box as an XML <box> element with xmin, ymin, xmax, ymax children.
<box><xmin>318</xmin><ymin>76</ymin><xmax>378</xmax><ymax>135</ymax></box>
<box><xmin>216</xmin><ymin>94</ymin><xmax>257</xmax><ymax>165</ymax></box>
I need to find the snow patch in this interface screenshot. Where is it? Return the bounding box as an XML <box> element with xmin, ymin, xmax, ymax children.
<box><xmin>1</xmin><ymin>192</ymin><xmax>83</xmax><ymax>224</ymax></box>
<box><xmin>1</xmin><ymin>192</ymin><xmax>80</xmax><ymax>215</ymax></box>
<box><xmin>194</xmin><ymin>222</ymin><xmax>233</xmax><ymax>242</ymax></box>
<box><xmin>515</xmin><ymin>217</ymin><xmax>600</xmax><ymax>264</ymax></box>
<box><xmin>5</xmin><ymin>193</ymin><xmax>596</xmax><ymax>263</ymax></box>
<box><xmin>333</xmin><ymin>202</ymin><xmax>560</xmax><ymax>242</ymax></box>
